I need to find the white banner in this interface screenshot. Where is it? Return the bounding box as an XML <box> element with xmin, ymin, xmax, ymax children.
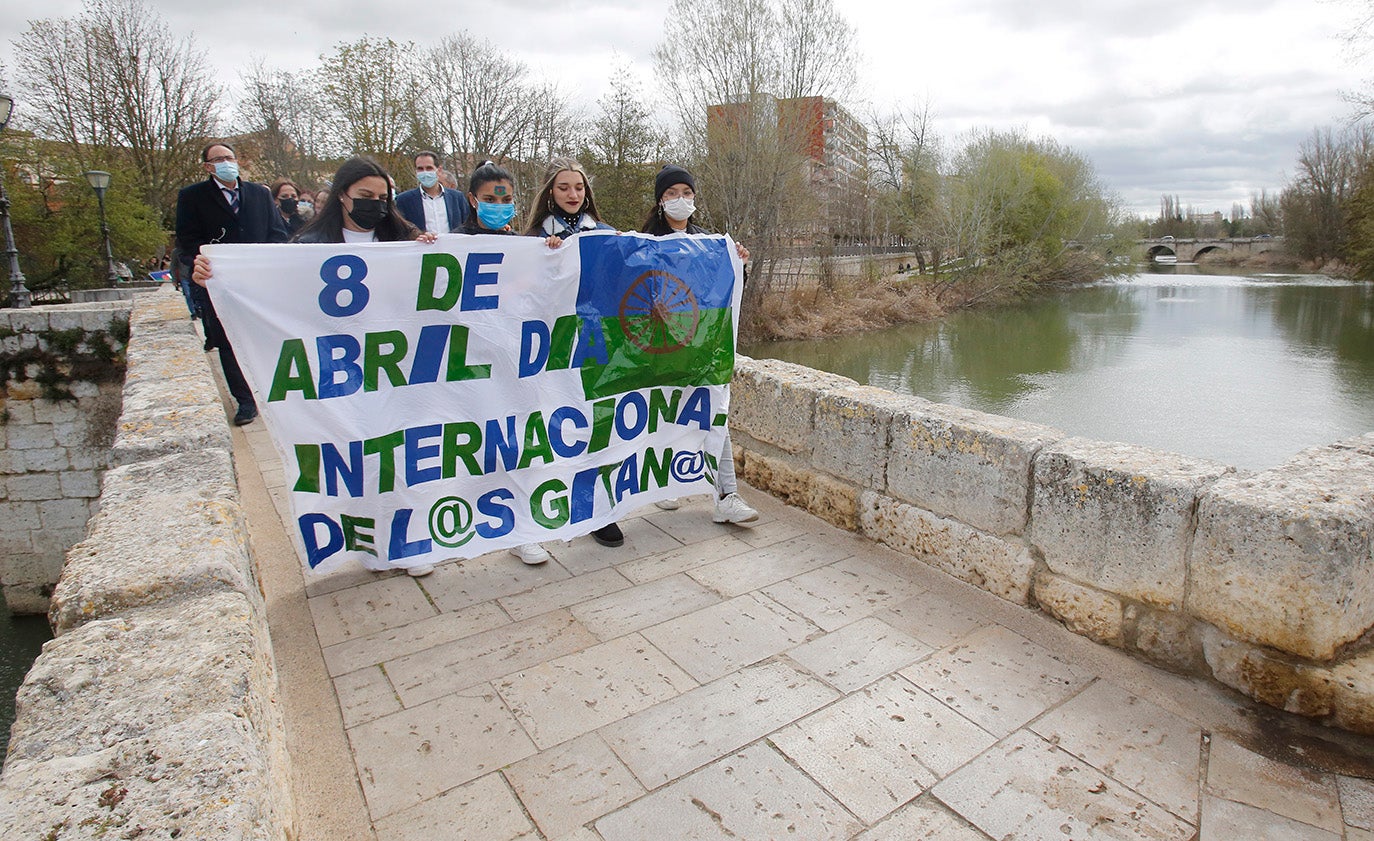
<box><xmin>206</xmin><ymin>231</ymin><xmax>742</xmax><ymax>572</ymax></box>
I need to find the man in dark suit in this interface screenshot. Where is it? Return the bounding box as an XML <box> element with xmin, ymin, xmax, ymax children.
<box><xmin>175</xmin><ymin>141</ymin><xmax>289</xmax><ymax>426</ymax></box>
<box><xmin>395</xmin><ymin>151</ymin><xmax>470</xmax><ymax>234</ymax></box>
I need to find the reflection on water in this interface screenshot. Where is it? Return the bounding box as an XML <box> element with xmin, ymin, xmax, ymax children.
<box><xmin>0</xmin><ymin>600</ymin><xmax>51</xmax><ymax>769</ymax></box>
<box><xmin>744</xmin><ymin>271</ymin><xmax>1374</xmax><ymax>470</ymax></box>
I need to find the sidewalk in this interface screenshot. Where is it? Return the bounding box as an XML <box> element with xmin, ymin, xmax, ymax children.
<box><xmin>231</xmin><ymin>416</ymin><xmax>1374</xmax><ymax>841</ymax></box>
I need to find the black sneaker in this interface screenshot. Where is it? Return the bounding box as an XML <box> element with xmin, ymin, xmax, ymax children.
<box><xmin>591</xmin><ymin>523</ymin><xmax>624</xmax><ymax>547</ymax></box>
<box><xmin>233</xmin><ymin>404</ymin><xmax>258</xmax><ymax>426</ymax></box>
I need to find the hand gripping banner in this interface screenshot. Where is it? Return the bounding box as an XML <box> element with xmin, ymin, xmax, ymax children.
<box><xmin>205</xmin><ymin>231</ymin><xmax>743</xmax><ymax>572</ymax></box>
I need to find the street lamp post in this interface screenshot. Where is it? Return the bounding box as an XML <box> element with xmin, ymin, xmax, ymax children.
<box><xmin>83</xmin><ymin>170</ymin><xmax>119</xmax><ymax>286</ymax></box>
<box><xmin>0</xmin><ymin>92</ymin><xmax>31</xmax><ymax>308</ymax></box>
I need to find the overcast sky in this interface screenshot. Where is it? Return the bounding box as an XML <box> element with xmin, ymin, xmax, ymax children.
<box><xmin>1</xmin><ymin>0</ymin><xmax>1366</xmax><ymax>217</ymax></box>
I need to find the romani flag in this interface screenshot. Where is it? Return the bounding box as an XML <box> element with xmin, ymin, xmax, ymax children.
<box><xmin>575</xmin><ymin>234</ymin><xmax>738</xmax><ymax>400</ymax></box>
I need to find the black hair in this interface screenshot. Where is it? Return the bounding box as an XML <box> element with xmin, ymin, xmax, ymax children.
<box><xmin>641</xmin><ymin>163</ymin><xmax>697</xmax><ymax>234</ymax></box>
<box><xmin>415</xmin><ymin>150</ymin><xmax>442</xmax><ymax>168</ymax></box>
<box><xmin>294</xmin><ymin>156</ymin><xmax>420</xmax><ymax>243</ymax></box>
<box><xmin>468</xmin><ymin>159</ymin><xmax>515</xmax><ymax>195</ymax></box>
<box><xmin>201</xmin><ymin>141</ymin><xmax>235</xmax><ymax>162</ymax></box>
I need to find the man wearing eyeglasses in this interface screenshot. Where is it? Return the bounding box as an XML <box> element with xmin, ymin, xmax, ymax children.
<box><xmin>175</xmin><ymin>142</ymin><xmax>289</xmax><ymax>426</ymax></box>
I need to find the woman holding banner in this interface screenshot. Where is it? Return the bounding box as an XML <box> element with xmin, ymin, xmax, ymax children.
<box><xmin>450</xmin><ymin>160</ymin><xmax>557</xmax><ymax>564</ymax></box>
<box><xmin>523</xmin><ymin>157</ymin><xmax>614</xmax><ymax>247</ymax></box>
<box><xmin>641</xmin><ymin>164</ymin><xmax>759</xmax><ymax>526</ymax></box>
<box><xmin>520</xmin><ymin>158</ymin><xmax>628</xmax><ymax>549</ymax></box>
<box><xmin>191</xmin><ymin>157</ymin><xmax>442</xmax><ymax>578</ymax></box>
<box><xmin>294</xmin><ymin>157</ymin><xmax>431</xmax><ymax>244</ymax></box>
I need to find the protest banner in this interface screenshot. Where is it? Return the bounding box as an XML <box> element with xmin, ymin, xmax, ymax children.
<box><xmin>206</xmin><ymin>231</ymin><xmax>742</xmax><ymax>573</ymax></box>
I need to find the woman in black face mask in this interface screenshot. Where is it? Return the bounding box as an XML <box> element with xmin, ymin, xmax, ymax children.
<box><xmin>192</xmin><ymin>157</ymin><xmax>435</xmax><ymax>301</ymax></box>
<box><xmin>294</xmin><ymin>156</ymin><xmax>432</xmax><ymax>244</ymax></box>
<box><xmin>271</xmin><ymin>180</ymin><xmax>306</xmax><ymax>237</ymax></box>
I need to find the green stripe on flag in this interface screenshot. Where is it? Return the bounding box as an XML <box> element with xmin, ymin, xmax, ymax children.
<box><xmin>581</xmin><ymin>308</ymin><xmax>736</xmax><ymax>400</ymax></box>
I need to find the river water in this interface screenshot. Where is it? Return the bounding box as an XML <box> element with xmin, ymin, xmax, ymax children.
<box><xmin>743</xmin><ymin>269</ymin><xmax>1374</xmax><ymax>471</ymax></box>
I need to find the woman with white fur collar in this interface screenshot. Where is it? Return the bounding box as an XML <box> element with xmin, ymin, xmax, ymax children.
<box><xmin>523</xmin><ymin>157</ymin><xmax>615</xmax><ymax>248</ymax></box>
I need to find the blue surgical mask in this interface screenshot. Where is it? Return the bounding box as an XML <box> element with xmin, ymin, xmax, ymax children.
<box><xmin>477</xmin><ymin>201</ymin><xmax>516</xmax><ymax>230</ymax></box>
<box><xmin>213</xmin><ymin>161</ymin><xmax>239</xmax><ymax>183</ymax></box>
<box><xmin>417</xmin><ymin>171</ymin><xmax>439</xmax><ymax>189</ymax></box>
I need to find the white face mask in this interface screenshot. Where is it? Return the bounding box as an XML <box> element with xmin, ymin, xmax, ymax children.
<box><xmin>662</xmin><ymin>196</ymin><xmax>695</xmax><ymax>222</ymax></box>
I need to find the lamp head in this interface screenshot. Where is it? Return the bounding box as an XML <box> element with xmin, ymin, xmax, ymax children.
<box><xmin>0</xmin><ymin>94</ymin><xmax>12</xmax><ymax>133</ymax></box>
<box><xmin>84</xmin><ymin>170</ymin><xmax>112</xmax><ymax>194</ymax></box>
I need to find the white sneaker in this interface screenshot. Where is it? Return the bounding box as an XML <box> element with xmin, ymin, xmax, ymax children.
<box><xmin>405</xmin><ymin>564</ymin><xmax>435</xmax><ymax>577</ymax></box>
<box><xmin>713</xmin><ymin>492</ymin><xmax>759</xmax><ymax>525</ymax></box>
<box><xmin>510</xmin><ymin>543</ymin><xmax>550</xmax><ymax>565</ymax></box>
<box><xmin>654</xmin><ymin>498</ymin><xmax>681</xmax><ymax>510</ymax></box>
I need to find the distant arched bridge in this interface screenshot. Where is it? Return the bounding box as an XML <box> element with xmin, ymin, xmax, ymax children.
<box><xmin>1137</xmin><ymin>236</ymin><xmax>1284</xmax><ymax>262</ymax></box>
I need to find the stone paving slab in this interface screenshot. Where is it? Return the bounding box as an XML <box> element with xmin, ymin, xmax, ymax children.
<box><xmin>233</xmin><ymin>425</ymin><xmax>1374</xmax><ymax>840</ymax></box>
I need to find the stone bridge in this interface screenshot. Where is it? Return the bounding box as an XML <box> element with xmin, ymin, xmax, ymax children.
<box><xmin>1</xmin><ymin>288</ymin><xmax>1372</xmax><ymax>839</ymax></box>
<box><xmin>1138</xmin><ymin>236</ymin><xmax>1285</xmax><ymax>262</ymax></box>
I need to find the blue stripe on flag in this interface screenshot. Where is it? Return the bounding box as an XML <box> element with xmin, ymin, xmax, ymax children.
<box><xmin>576</xmin><ymin>235</ymin><xmax>735</xmax><ymax>319</ymax></box>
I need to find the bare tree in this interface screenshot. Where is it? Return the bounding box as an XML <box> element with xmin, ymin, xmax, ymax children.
<box><xmin>417</xmin><ymin>33</ymin><xmax>538</xmax><ymax>168</ymax></box>
<box><xmin>233</xmin><ymin>59</ymin><xmax>335</xmax><ymax>186</ymax></box>
<box><xmin>583</xmin><ymin>63</ymin><xmax>668</xmax><ymax>230</ymax></box>
<box><xmin>869</xmin><ymin>100</ymin><xmax>941</xmax><ymax>270</ymax></box>
<box><xmin>653</xmin><ymin>0</ymin><xmax>858</xmax><ymax>308</ymax></box>
<box><xmin>1281</xmin><ymin>124</ymin><xmax>1374</xmax><ymax>262</ymax></box>
<box><xmin>318</xmin><ymin>37</ymin><xmax>418</xmax><ymax>173</ymax></box>
<box><xmin>14</xmin><ymin>0</ymin><xmax>221</xmax><ymax>220</ymax></box>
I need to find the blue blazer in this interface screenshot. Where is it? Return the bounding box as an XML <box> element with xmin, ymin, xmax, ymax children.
<box><xmin>395</xmin><ymin>187</ymin><xmax>470</xmax><ymax>233</ymax></box>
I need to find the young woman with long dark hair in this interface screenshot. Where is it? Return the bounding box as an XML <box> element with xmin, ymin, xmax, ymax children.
<box><xmin>641</xmin><ymin>164</ymin><xmax>758</xmax><ymax>525</ymax></box>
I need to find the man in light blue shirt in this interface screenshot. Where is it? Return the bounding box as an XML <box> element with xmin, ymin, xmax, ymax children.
<box><xmin>395</xmin><ymin>151</ymin><xmax>470</xmax><ymax>233</ymax></box>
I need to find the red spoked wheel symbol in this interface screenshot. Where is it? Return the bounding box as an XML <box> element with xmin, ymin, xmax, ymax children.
<box><xmin>618</xmin><ymin>270</ymin><xmax>700</xmax><ymax>354</ymax></box>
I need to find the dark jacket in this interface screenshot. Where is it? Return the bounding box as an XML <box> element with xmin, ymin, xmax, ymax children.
<box><xmin>174</xmin><ymin>177</ymin><xmax>289</xmax><ymax>267</ymax></box>
<box><xmin>395</xmin><ymin>186</ymin><xmax>470</xmax><ymax>233</ymax></box>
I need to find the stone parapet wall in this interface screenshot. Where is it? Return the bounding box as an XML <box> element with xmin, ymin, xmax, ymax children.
<box><xmin>0</xmin><ymin>288</ymin><xmax>296</xmax><ymax>840</ymax></box>
<box><xmin>0</xmin><ymin>302</ymin><xmax>130</xmax><ymax>613</ymax></box>
<box><xmin>731</xmin><ymin>356</ymin><xmax>1374</xmax><ymax>735</ymax></box>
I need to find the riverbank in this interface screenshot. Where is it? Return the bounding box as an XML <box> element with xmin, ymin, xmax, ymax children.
<box><xmin>743</xmin><ymin>252</ymin><xmax>1106</xmax><ymax>342</ymax></box>
<box><xmin>743</xmin><ymin>249</ymin><xmax>1332</xmax><ymax>343</ymax></box>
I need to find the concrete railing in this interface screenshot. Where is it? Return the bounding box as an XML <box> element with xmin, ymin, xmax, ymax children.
<box><xmin>0</xmin><ymin>288</ymin><xmax>295</xmax><ymax>839</ymax></box>
<box><xmin>730</xmin><ymin>357</ymin><xmax>1374</xmax><ymax>735</ymax></box>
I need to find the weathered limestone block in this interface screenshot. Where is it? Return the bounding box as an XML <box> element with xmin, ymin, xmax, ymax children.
<box><xmin>1129</xmin><ymin>605</ymin><xmax>1207</xmax><ymax>674</ymax></box>
<box><xmin>48</xmin><ymin>447</ymin><xmax>253</xmax><ymax>634</ymax></box>
<box><xmin>859</xmin><ymin>490</ymin><xmax>1035</xmax><ymax>604</ymax></box>
<box><xmin>1033</xmin><ymin>569</ymin><xmax>1125</xmax><ymax>646</ymax></box>
<box><xmin>0</xmin><ymin>710</ymin><xmax>295</xmax><ymax>841</ymax></box>
<box><xmin>128</xmin><ymin>285</ymin><xmax>196</xmax><ymax>335</ymax></box>
<box><xmin>1189</xmin><ymin>434</ymin><xmax>1374</xmax><ymax>662</ymax></box>
<box><xmin>8</xmin><ymin>592</ymin><xmax>278</xmax><ymax>765</ymax></box>
<box><xmin>1203</xmin><ymin>626</ymin><xmax>1332</xmax><ymax>718</ymax></box>
<box><xmin>889</xmin><ymin>404</ymin><xmax>1063</xmax><ymax>537</ymax></box>
<box><xmin>1328</xmin><ymin>650</ymin><xmax>1374</xmax><ymax>735</ymax></box>
<box><xmin>735</xmin><ymin>447</ymin><xmax>860</xmax><ymax>531</ymax></box>
<box><xmin>1030</xmin><ymin>438</ymin><xmax>1231</xmax><ymax>610</ymax></box>
<box><xmin>813</xmin><ymin>385</ymin><xmax>928</xmax><ymax>490</ymax></box>
<box><xmin>113</xmin><ymin>403</ymin><xmax>232</xmax><ymax>467</ymax></box>
<box><xmin>730</xmin><ymin>357</ymin><xmax>858</xmax><ymax>456</ymax></box>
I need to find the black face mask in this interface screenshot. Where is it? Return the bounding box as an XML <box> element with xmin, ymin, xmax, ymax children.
<box><xmin>347</xmin><ymin>197</ymin><xmax>387</xmax><ymax>230</ymax></box>
<box><xmin>278</xmin><ymin>197</ymin><xmax>298</xmax><ymax>214</ymax></box>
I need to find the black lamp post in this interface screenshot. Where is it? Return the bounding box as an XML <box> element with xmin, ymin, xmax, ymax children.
<box><xmin>82</xmin><ymin>170</ymin><xmax>119</xmax><ymax>286</ymax></box>
<box><xmin>0</xmin><ymin>92</ymin><xmax>31</xmax><ymax>308</ymax></box>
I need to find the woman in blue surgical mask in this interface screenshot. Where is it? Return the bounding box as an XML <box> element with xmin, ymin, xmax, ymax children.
<box><xmin>452</xmin><ymin>159</ymin><xmax>552</xmax><ymax>566</ymax></box>
<box><xmin>459</xmin><ymin>160</ymin><xmax>520</xmax><ymax>234</ymax></box>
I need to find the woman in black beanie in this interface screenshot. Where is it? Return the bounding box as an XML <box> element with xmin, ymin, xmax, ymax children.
<box><xmin>641</xmin><ymin>164</ymin><xmax>758</xmax><ymax>526</ymax></box>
